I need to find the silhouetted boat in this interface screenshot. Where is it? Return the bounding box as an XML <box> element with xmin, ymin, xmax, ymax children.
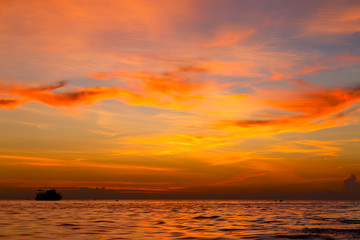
<box><xmin>35</xmin><ymin>188</ymin><xmax>62</xmax><ymax>201</ymax></box>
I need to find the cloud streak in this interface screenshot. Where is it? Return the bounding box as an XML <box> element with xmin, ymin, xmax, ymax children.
<box><xmin>204</xmin><ymin>29</ymin><xmax>256</xmax><ymax>47</ymax></box>
<box><xmin>1</xmin><ymin>77</ymin><xmax>360</xmax><ymax>138</ymax></box>
<box><xmin>0</xmin><ymin>98</ymin><xmax>24</xmax><ymax>108</ymax></box>
<box><xmin>214</xmin><ymin>84</ymin><xmax>360</xmax><ymax>136</ymax></box>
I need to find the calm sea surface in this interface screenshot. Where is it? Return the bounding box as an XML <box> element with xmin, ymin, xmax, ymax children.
<box><xmin>0</xmin><ymin>200</ymin><xmax>360</xmax><ymax>239</ymax></box>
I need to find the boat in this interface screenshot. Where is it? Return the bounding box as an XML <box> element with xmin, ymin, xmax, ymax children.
<box><xmin>35</xmin><ymin>188</ymin><xmax>62</xmax><ymax>201</ymax></box>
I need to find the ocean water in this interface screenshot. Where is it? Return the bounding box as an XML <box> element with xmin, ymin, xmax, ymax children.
<box><xmin>0</xmin><ymin>200</ymin><xmax>359</xmax><ymax>239</ymax></box>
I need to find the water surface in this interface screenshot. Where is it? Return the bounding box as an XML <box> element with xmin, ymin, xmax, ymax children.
<box><xmin>0</xmin><ymin>200</ymin><xmax>359</xmax><ymax>239</ymax></box>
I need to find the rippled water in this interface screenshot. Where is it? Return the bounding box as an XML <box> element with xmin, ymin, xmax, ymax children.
<box><xmin>0</xmin><ymin>200</ymin><xmax>360</xmax><ymax>239</ymax></box>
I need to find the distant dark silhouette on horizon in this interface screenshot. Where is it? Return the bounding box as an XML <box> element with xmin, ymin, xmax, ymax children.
<box><xmin>344</xmin><ymin>174</ymin><xmax>360</xmax><ymax>191</ymax></box>
<box><xmin>343</xmin><ymin>174</ymin><xmax>360</xmax><ymax>199</ymax></box>
<box><xmin>0</xmin><ymin>174</ymin><xmax>360</xmax><ymax>200</ymax></box>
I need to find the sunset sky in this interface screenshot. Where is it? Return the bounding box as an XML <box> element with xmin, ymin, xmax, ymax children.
<box><xmin>0</xmin><ymin>0</ymin><xmax>360</xmax><ymax>196</ymax></box>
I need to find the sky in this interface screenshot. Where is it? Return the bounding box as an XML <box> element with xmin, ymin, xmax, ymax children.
<box><xmin>0</xmin><ymin>0</ymin><xmax>360</xmax><ymax>197</ymax></box>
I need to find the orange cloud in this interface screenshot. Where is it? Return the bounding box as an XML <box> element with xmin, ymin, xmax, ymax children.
<box><xmin>214</xmin><ymin>85</ymin><xmax>360</xmax><ymax>136</ymax></box>
<box><xmin>13</xmin><ymin>86</ymin><xmax>132</xmax><ymax>107</ymax></box>
<box><xmin>121</xmin><ymin>132</ymin><xmax>236</xmax><ymax>156</ymax></box>
<box><xmin>334</xmin><ymin>52</ymin><xmax>360</xmax><ymax>62</ymax></box>
<box><xmin>266</xmin><ymin>138</ymin><xmax>360</xmax><ymax>160</ymax></box>
<box><xmin>300</xmin><ymin>53</ymin><xmax>360</xmax><ymax>75</ymax></box>
<box><xmin>269</xmin><ymin>140</ymin><xmax>343</xmax><ymax>156</ymax></box>
<box><xmin>290</xmin><ymin>79</ymin><xmax>322</xmax><ymax>90</ymax></box>
<box><xmin>91</xmin><ymin>66</ymin><xmax>216</xmax><ymax>97</ymax></box>
<box><xmin>136</xmin><ymin>74</ymin><xmax>213</xmax><ymax>99</ymax></box>
<box><xmin>300</xmin><ymin>65</ymin><xmax>328</xmax><ymax>74</ymax></box>
<box><xmin>0</xmin><ymin>81</ymin><xmax>137</xmax><ymax>107</ymax></box>
<box><xmin>268</xmin><ymin>86</ymin><xmax>360</xmax><ymax>115</ymax></box>
<box><xmin>0</xmin><ymin>154</ymin><xmax>173</xmax><ymax>172</ymax></box>
<box><xmin>269</xmin><ymin>69</ymin><xmax>292</xmax><ymax>81</ymax></box>
<box><xmin>2</xmin><ymin>77</ymin><xmax>359</xmax><ymax>140</ymax></box>
<box><xmin>202</xmin><ymin>60</ymin><xmax>261</xmax><ymax>77</ymax></box>
<box><xmin>92</xmin><ymin>58</ymin><xmax>261</xmax><ymax>81</ymax></box>
<box><xmin>270</xmin><ymin>52</ymin><xmax>360</xmax><ymax>81</ymax></box>
<box><xmin>0</xmin><ymin>75</ymin><xmax>224</xmax><ymax>111</ymax></box>
<box><xmin>205</xmin><ymin>29</ymin><xmax>255</xmax><ymax>47</ymax></box>
<box><xmin>303</xmin><ymin>3</ymin><xmax>360</xmax><ymax>35</ymax></box>
<box><xmin>0</xmin><ymin>98</ymin><xmax>24</xmax><ymax>108</ymax></box>
<box><xmin>90</xmin><ymin>129</ymin><xmax>122</xmax><ymax>137</ymax></box>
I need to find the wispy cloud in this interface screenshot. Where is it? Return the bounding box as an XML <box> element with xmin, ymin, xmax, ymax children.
<box><xmin>204</xmin><ymin>29</ymin><xmax>255</xmax><ymax>47</ymax></box>
<box><xmin>270</xmin><ymin>52</ymin><xmax>360</xmax><ymax>81</ymax></box>
<box><xmin>303</xmin><ymin>2</ymin><xmax>360</xmax><ymax>35</ymax></box>
<box><xmin>90</xmin><ymin>129</ymin><xmax>122</xmax><ymax>137</ymax></box>
<box><xmin>0</xmin><ymin>98</ymin><xmax>24</xmax><ymax>108</ymax></box>
<box><xmin>214</xmin><ymin>84</ymin><xmax>360</xmax><ymax>136</ymax></box>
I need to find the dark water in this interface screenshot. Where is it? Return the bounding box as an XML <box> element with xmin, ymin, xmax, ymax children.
<box><xmin>0</xmin><ymin>200</ymin><xmax>360</xmax><ymax>239</ymax></box>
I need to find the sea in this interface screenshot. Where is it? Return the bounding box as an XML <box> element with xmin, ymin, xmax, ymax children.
<box><xmin>0</xmin><ymin>200</ymin><xmax>359</xmax><ymax>239</ymax></box>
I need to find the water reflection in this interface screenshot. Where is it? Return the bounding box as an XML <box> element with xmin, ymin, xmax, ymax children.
<box><xmin>0</xmin><ymin>200</ymin><xmax>359</xmax><ymax>239</ymax></box>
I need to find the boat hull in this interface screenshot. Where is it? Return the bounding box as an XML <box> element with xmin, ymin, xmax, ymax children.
<box><xmin>35</xmin><ymin>196</ymin><xmax>62</xmax><ymax>201</ymax></box>
<box><xmin>35</xmin><ymin>189</ymin><xmax>62</xmax><ymax>201</ymax></box>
